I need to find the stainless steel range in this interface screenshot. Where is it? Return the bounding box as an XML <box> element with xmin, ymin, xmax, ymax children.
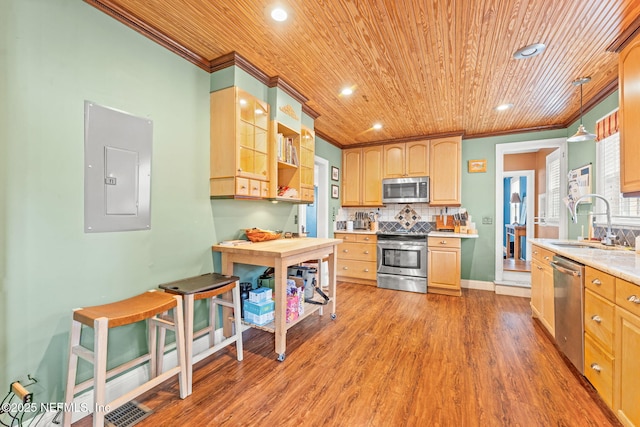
<box><xmin>376</xmin><ymin>232</ymin><xmax>428</xmax><ymax>293</ymax></box>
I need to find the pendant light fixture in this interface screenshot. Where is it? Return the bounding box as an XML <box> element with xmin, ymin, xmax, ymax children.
<box><xmin>567</xmin><ymin>77</ymin><xmax>596</xmax><ymax>142</ymax></box>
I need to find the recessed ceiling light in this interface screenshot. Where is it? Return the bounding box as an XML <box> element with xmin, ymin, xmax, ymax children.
<box><xmin>495</xmin><ymin>103</ymin><xmax>514</xmax><ymax>111</ymax></box>
<box><xmin>271</xmin><ymin>7</ymin><xmax>288</xmax><ymax>22</ymax></box>
<box><xmin>373</xmin><ymin>123</ymin><xmax>382</xmax><ymax>130</ymax></box>
<box><xmin>513</xmin><ymin>43</ymin><xmax>546</xmax><ymax>59</ymax></box>
<box><xmin>341</xmin><ymin>87</ymin><xmax>353</xmax><ymax>96</ymax></box>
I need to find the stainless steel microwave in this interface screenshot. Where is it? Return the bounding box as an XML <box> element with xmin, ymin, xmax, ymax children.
<box><xmin>382</xmin><ymin>176</ymin><xmax>430</xmax><ymax>204</ymax></box>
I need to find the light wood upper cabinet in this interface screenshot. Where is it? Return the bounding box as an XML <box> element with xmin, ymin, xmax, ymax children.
<box><xmin>342</xmin><ymin>146</ymin><xmax>383</xmax><ymax>206</ymax></box>
<box><xmin>299</xmin><ymin>125</ymin><xmax>315</xmax><ymax>203</ymax></box>
<box><xmin>210</xmin><ymin>87</ymin><xmax>270</xmax><ymax>198</ymax></box>
<box><xmin>382</xmin><ymin>140</ymin><xmax>429</xmax><ymax>179</ymax></box>
<box><xmin>429</xmin><ymin>136</ymin><xmax>461</xmax><ymax>206</ymax></box>
<box><xmin>620</xmin><ymin>34</ymin><xmax>640</xmax><ymax>196</ymax></box>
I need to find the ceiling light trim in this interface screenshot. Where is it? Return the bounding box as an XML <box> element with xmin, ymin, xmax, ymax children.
<box><xmin>513</xmin><ymin>43</ymin><xmax>546</xmax><ymax>59</ymax></box>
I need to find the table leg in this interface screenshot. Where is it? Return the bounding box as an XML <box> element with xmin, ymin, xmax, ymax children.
<box><xmin>183</xmin><ymin>295</ymin><xmax>194</xmax><ymax>396</ymax></box>
<box><xmin>274</xmin><ymin>258</ymin><xmax>287</xmax><ymax>361</ymax></box>
<box><xmin>327</xmin><ymin>250</ymin><xmax>337</xmax><ymax>316</ymax></box>
<box><xmin>220</xmin><ymin>253</ymin><xmax>234</xmax><ymax>337</ymax></box>
<box><xmin>515</xmin><ymin>234</ymin><xmax>521</xmax><ymax>260</ymax></box>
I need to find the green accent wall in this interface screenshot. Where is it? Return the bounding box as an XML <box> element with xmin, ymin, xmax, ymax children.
<box><xmin>3</xmin><ymin>0</ymin><xmax>215</xmax><ymax>400</ymax></box>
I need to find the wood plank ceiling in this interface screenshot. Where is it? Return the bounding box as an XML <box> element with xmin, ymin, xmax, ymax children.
<box><xmin>86</xmin><ymin>0</ymin><xmax>640</xmax><ymax>147</ymax></box>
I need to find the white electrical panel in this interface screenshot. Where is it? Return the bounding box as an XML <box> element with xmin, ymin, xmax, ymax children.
<box><xmin>84</xmin><ymin>101</ymin><xmax>152</xmax><ymax>233</ymax></box>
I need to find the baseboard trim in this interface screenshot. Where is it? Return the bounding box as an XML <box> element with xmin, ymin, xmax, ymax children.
<box><xmin>461</xmin><ymin>279</ymin><xmax>495</xmax><ymax>292</ymax></box>
<box><xmin>495</xmin><ymin>284</ymin><xmax>531</xmax><ymax>298</ymax></box>
<box><xmin>61</xmin><ymin>327</ymin><xmax>237</xmax><ymax>424</ymax></box>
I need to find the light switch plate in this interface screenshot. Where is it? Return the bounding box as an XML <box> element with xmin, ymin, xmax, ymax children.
<box><xmin>482</xmin><ymin>216</ymin><xmax>493</xmax><ymax>225</ymax></box>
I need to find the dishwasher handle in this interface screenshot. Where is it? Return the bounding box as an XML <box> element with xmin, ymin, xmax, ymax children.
<box><xmin>550</xmin><ymin>261</ymin><xmax>582</xmax><ymax>277</ymax></box>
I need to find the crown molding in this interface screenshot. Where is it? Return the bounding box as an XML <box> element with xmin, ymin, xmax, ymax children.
<box><xmin>607</xmin><ymin>15</ymin><xmax>640</xmax><ymax>52</ymax></box>
<box><xmin>84</xmin><ymin>0</ymin><xmax>210</xmax><ymax>71</ymax></box>
<box><xmin>209</xmin><ymin>51</ymin><xmax>270</xmax><ymax>84</ymax></box>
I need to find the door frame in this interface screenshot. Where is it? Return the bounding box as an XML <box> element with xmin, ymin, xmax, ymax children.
<box><xmin>494</xmin><ymin>138</ymin><xmax>567</xmax><ymax>286</ymax></box>
<box><xmin>298</xmin><ymin>156</ymin><xmax>329</xmax><ymax>238</ymax></box>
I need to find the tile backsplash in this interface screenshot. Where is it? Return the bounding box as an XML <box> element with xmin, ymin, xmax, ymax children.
<box><xmin>593</xmin><ymin>225</ymin><xmax>640</xmax><ymax>248</ymax></box>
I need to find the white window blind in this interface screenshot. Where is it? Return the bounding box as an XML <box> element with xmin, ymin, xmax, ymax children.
<box><xmin>546</xmin><ymin>151</ymin><xmax>561</xmax><ymax>223</ymax></box>
<box><xmin>596</xmin><ymin>132</ymin><xmax>640</xmax><ymax>224</ymax></box>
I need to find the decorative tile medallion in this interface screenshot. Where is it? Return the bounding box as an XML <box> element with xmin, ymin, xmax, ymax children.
<box><xmin>395</xmin><ymin>204</ymin><xmax>421</xmax><ymax>230</ymax></box>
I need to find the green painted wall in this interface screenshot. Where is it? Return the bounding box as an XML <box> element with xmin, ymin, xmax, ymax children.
<box><xmin>3</xmin><ymin>0</ymin><xmax>213</xmax><ymax>401</ymax></box>
<box><xmin>0</xmin><ymin>0</ymin><xmax>9</xmax><ymax>394</ymax></box>
<box><xmin>460</xmin><ymin>90</ymin><xmax>619</xmax><ymax>282</ymax></box>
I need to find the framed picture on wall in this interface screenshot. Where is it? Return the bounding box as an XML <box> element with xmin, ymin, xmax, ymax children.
<box><xmin>332</xmin><ymin>166</ymin><xmax>340</xmax><ymax>181</ymax></box>
<box><xmin>331</xmin><ymin>184</ymin><xmax>339</xmax><ymax>199</ymax></box>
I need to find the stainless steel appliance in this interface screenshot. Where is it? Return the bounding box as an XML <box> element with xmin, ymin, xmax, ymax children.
<box><xmin>376</xmin><ymin>233</ymin><xmax>427</xmax><ymax>293</ymax></box>
<box><xmin>382</xmin><ymin>176</ymin><xmax>429</xmax><ymax>204</ymax></box>
<box><xmin>551</xmin><ymin>255</ymin><xmax>585</xmax><ymax>374</ymax></box>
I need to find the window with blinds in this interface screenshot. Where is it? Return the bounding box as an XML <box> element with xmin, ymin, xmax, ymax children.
<box><xmin>546</xmin><ymin>150</ymin><xmax>561</xmax><ymax>223</ymax></box>
<box><xmin>596</xmin><ymin>131</ymin><xmax>640</xmax><ymax>224</ymax></box>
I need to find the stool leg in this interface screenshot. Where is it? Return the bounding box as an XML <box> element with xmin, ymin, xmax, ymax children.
<box><xmin>93</xmin><ymin>317</ymin><xmax>109</xmax><ymax>427</ymax></box>
<box><xmin>232</xmin><ymin>283</ymin><xmax>243</xmax><ymax>361</ymax></box>
<box><xmin>171</xmin><ymin>295</ymin><xmax>188</xmax><ymax>399</ymax></box>
<box><xmin>208</xmin><ymin>298</ymin><xmax>216</xmax><ymax>347</ymax></box>
<box><xmin>183</xmin><ymin>295</ymin><xmax>195</xmax><ymax>396</ymax></box>
<box><xmin>63</xmin><ymin>318</ymin><xmax>82</xmax><ymax>427</ymax></box>
<box><xmin>150</xmin><ymin>312</ymin><xmax>161</xmax><ymax>378</ymax></box>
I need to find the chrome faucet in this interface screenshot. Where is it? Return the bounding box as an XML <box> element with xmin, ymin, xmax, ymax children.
<box><xmin>571</xmin><ymin>193</ymin><xmax>616</xmax><ymax>246</ymax></box>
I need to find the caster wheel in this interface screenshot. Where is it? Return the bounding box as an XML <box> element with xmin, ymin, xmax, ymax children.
<box><xmin>331</xmin><ymin>313</ymin><xmax>337</xmax><ymax>320</ymax></box>
<box><xmin>277</xmin><ymin>353</ymin><xmax>286</xmax><ymax>362</ymax></box>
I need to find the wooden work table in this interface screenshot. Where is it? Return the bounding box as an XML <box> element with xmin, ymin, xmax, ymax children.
<box><xmin>212</xmin><ymin>237</ymin><xmax>342</xmax><ymax>361</ymax></box>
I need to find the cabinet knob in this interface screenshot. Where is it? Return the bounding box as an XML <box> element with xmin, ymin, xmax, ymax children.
<box><xmin>240</xmin><ymin>185</ymin><xmax>247</xmax><ymax>189</ymax></box>
<box><xmin>343</xmin><ymin>266</ymin><xmax>348</xmax><ymax>270</ymax></box>
<box><xmin>537</xmin><ymin>266</ymin><xmax>543</xmax><ymax>270</ymax></box>
<box><xmin>627</xmin><ymin>295</ymin><xmax>640</xmax><ymax>304</ymax></box>
<box><xmin>544</xmin><ymin>256</ymin><xmax>550</xmax><ymax>260</ymax></box>
<box><xmin>533</xmin><ymin>250</ymin><xmax>539</xmax><ymax>255</ymax></box>
<box><xmin>364</xmin><ymin>250</ymin><xmax>369</xmax><ymax>254</ymax></box>
<box><xmin>440</xmin><ymin>240</ymin><xmax>447</xmax><ymax>244</ymax></box>
<box><xmin>364</xmin><ymin>237</ymin><xmax>370</xmax><ymax>241</ymax></box>
<box><xmin>592</xmin><ymin>279</ymin><xmax>602</xmax><ymax>285</ymax></box>
<box><xmin>343</xmin><ymin>249</ymin><xmax>349</xmax><ymax>253</ymax></box>
<box><xmin>591</xmin><ymin>315</ymin><xmax>602</xmax><ymax>323</ymax></box>
<box><xmin>590</xmin><ymin>363</ymin><xmax>602</xmax><ymax>373</ymax></box>
<box><xmin>238</xmin><ymin>168</ymin><xmax>242</xmax><ymax>173</ymax></box>
<box><xmin>364</xmin><ymin>269</ymin><xmax>369</xmax><ymax>272</ymax></box>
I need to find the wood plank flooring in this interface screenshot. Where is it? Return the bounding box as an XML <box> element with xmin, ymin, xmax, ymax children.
<box><xmin>74</xmin><ymin>283</ymin><xmax>620</xmax><ymax>426</ymax></box>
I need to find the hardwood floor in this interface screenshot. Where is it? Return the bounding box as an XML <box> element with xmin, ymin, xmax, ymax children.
<box><xmin>503</xmin><ymin>257</ymin><xmax>531</xmax><ymax>272</ymax></box>
<box><xmin>74</xmin><ymin>283</ymin><xmax>619</xmax><ymax>426</ymax></box>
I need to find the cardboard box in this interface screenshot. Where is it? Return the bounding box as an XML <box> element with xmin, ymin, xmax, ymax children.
<box><xmin>244</xmin><ymin>311</ymin><xmax>274</xmax><ymax>326</ymax></box>
<box><xmin>244</xmin><ymin>299</ymin><xmax>275</xmax><ymax>316</ymax></box>
<box><xmin>249</xmin><ymin>287</ymin><xmax>272</xmax><ymax>302</ymax></box>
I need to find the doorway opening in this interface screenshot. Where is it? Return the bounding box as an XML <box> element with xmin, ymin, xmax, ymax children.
<box><xmin>495</xmin><ymin>138</ymin><xmax>567</xmax><ymax>287</ymax></box>
<box><xmin>298</xmin><ymin>156</ymin><xmax>329</xmax><ymax>238</ymax></box>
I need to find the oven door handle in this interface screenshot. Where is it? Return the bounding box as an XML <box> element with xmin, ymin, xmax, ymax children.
<box><xmin>377</xmin><ymin>243</ymin><xmax>427</xmax><ymax>251</ymax></box>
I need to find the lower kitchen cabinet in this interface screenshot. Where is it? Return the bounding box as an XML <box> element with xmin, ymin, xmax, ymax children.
<box><xmin>427</xmin><ymin>237</ymin><xmax>460</xmax><ymax>296</ymax></box>
<box><xmin>335</xmin><ymin>233</ymin><xmax>377</xmax><ymax>286</ymax></box>
<box><xmin>614</xmin><ymin>278</ymin><xmax>640</xmax><ymax>427</ymax></box>
<box><xmin>530</xmin><ymin>244</ymin><xmax>555</xmax><ymax>336</ymax></box>
<box><xmin>583</xmin><ymin>266</ymin><xmax>616</xmax><ymax>408</ymax></box>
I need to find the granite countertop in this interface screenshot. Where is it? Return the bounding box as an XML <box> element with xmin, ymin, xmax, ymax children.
<box><xmin>429</xmin><ymin>231</ymin><xmax>479</xmax><ymax>239</ymax></box>
<box><xmin>334</xmin><ymin>230</ymin><xmax>378</xmax><ymax>234</ymax></box>
<box><xmin>530</xmin><ymin>238</ymin><xmax>640</xmax><ymax>286</ymax></box>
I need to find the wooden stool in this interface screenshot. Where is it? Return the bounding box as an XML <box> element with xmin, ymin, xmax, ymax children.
<box><xmin>159</xmin><ymin>273</ymin><xmax>243</xmax><ymax>396</ymax></box>
<box><xmin>63</xmin><ymin>290</ymin><xmax>188</xmax><ymax>427</ymax></box>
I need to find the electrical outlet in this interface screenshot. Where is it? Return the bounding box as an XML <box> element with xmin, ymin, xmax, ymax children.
<box><xmin>482</xmin><ymin>216</ymin><xmax>493</xmax><ymax>225</ymax></box>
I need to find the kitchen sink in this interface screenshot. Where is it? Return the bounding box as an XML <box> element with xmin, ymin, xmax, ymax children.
<box><xmin>550</xmin><ymin>241</ymin><xmax>631</xmax><ymax>251</ymax></box>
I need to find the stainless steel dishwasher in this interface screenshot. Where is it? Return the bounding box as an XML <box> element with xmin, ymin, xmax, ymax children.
<box><xmin>551</xmin><ymin>255</ymin><xmax>585</xmax><ymax>374</ymax></box>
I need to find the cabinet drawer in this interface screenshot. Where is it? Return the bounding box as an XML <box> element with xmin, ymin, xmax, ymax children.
<box><xmin>585</xmin><ymin>266</ymin><xmax>615</xmax><ymax>302</ymax></box>
<box><xmin>428</xmin><ymin>236</ymin><xmax>460</xmax><ymax>249</ymax></box>
<box><xmin>356</xmin><ymin>234</ymin><xmax>376</xmax><ymax>243</ymax></box>
<box><xmin>337</xmin><ymin>242</ymin><xmax>376</xmax><ymax>262</ymax></box>
<box><xmin>236</xmin><ymin>177</ymin><xmax>251</xmax><ymax>196</ymax></box>
<box><xmin>531</xmin><ymin>245</ymin><xmax>555</xmax><ymax>264</ymax></box>
<box><xmin>584</xmin><ymin>288</ymin><xmax>615</xmax><ymax>351</ymax></box>
<box><xmin>335</xmin><ymin>233</ymin><xmax>356</xmax><ymax>242</ymax></box>
<box><xmin>616</xmin><ymin>278</ymin><xmax>640</xmax><ymax>317</ymax></box>
<box><xmin>584</xmin><ymin>334</ymin><xmax>614</xmax><ymax>408</ymax></box>
<box><xmin>337</xmin><ymin>259</ymin><xmax>377</xmax><ymax>280</ymax></box>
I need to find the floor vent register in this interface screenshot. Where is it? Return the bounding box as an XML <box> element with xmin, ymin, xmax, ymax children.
<box><xmin>105</xmin><ymin>401</ymin><xmax>152</xmax><ymax>427</ymax></box>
